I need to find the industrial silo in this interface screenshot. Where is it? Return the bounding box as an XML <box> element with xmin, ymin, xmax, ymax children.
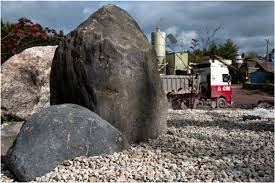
<box><xmin>151</xmin><ymin>27</ymin><xmax>166</xmax><ymax>73</ymax></box>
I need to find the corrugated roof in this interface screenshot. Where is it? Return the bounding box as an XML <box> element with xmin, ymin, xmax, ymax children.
<box><xmin>256</xmin><ymin>60</ymin><xmax>274</xmax><ymax>73</ymax></box>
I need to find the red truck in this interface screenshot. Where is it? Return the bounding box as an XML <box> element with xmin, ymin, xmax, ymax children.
<box><xmin>161</xmin><ymin>58</ymin><xmax>232</xmax><ymax>109</ymax></box>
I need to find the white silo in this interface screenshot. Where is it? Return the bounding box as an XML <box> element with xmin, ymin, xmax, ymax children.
<box><xmin>151</xmin><ymin>27</ymin><xmax>166</xmax><ymax>65</ymax></box>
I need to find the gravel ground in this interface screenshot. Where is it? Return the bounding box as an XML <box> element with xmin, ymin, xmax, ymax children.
<box><xmin>1</xmin><ymin>109</ymin><xmax>274</xmax><ymax>182</ymax></box>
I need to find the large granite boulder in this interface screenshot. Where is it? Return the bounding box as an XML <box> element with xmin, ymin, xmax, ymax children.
<box><xmin>5</xmin><ymin>104</ymin><xmax>128</xmax><ymax>182</ymax></box>
<box><xmin>1</xmin><ymin>46</ymin><xmax>57</xmax><ymax>121</ymax></box>
<box><xmin>50</xmin><ymin>5</ymin><xmax>167</xmax><ymax>143</ymax></box>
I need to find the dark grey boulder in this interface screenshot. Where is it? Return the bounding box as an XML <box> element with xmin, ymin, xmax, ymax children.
<box><xmin>5</xmin><ymin>104</ymin><xmax>128</xmax><ymax>182</ymax></box>
<box><xmin>50</xmin><ymin>4</ymin><xmax>168</xmax><ymax>143</ymax></box>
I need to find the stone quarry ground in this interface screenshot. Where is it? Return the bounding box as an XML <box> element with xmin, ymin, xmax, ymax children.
<box><xmin>1</xmin><ymin>109</ymin><xmax>274</xmax><ymax>182</ymax></box>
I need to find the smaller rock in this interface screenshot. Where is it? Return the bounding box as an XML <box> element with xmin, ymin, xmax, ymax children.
<box><xmin>1</xmin><ymin>122</ymin><xmax>24</xmax><ymax>156</ymax></box>
<box><xmin>5</xmin><ymin>104</ymin><xmax>128</xmax><ymax>182</ymax></box>
<box><xmin>63</xmin><ymin>160</ymin><xmax>71</xmax><ymax>166</ymax></box>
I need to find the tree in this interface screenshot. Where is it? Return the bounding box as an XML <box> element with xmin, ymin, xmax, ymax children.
<box><xmin>190</xmin><ymin>38</ymin><xmax>199</xmax><ymax>51</ymax></box>
<box><xmin>246</xmin><ymin>51</ymin><xmax>258</xmax><ymax>59</ymax></box>
<box><xmin>189</xmin><ymin>38</ymin><xmax>204</xmax><ymax>60</ymax></box>
<box><xmin>205</xmin><ymin>41</ymin><xmax>218</xmax><ymax>56</ymax></box>
<box><xmin>198</xmin><ymin>25</ymin><xmax>222</xmax><ymax>51</ymax></box>
<box><xmin>188</xmin><ymin>37</ymin><xmax>239</xmax><ymax>61</ymax></box>
<box><xmin>1</xmin><ymin>17</ymin><xmax>64</xmax><ymax>64</ymax></box>
<box><xmin>217</xmin><ymin>39</ymin><xmax>238</xmax><ymax>60</ymax></box>
<box><xmin>1</xmin><ymin>20</ymin><xmax>14</xmax><ymax>37</ymax></box>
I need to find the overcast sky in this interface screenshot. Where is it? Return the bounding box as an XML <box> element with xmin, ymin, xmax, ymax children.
<box><xmin>1</xmin><ymin>1</ymin><xmax>274</xmax><ymax>55</ymax></box>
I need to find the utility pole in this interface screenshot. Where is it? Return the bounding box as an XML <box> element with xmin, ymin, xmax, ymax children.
<box><xmin>265</xmin><ymin>39</ymin><xmax>270</xmax><ymax>62</ymax></box>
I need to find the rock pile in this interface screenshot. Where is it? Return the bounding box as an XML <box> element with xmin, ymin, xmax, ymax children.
<box><xmin>243</xmin><ymin>108</ymin><xmax>275</xmax><ymax>120</ymax></box>
<box><xmin>1</xmin><ymin>109</ymin><xmax>273</xmax><ymax>182</ymax></box>
<box><xmin>2</xmin><ymin>4</ymin><xmax>273</xmax><ymax>183</ymax></box>
<box><xmin>2</xmin><ymin>4</ymin><xmax>168</xmax><ymax>181</ymax></box>
<box><xmin>1</xmin><ymin>46</ymin><xmax>57</xmax><ymax>121</ymax></box>
<box><xmin>50</xmin><ymin>4</ymin><xmax>167</xmax><ymax>143</ymax></box>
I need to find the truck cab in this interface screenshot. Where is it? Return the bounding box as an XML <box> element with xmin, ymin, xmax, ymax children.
<box><xmin>196</xmin><ymin>59</ymin><xmax>232</xmax><ymax>108</ymax></box>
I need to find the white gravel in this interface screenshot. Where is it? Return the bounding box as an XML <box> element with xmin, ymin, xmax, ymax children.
<box><xmin>1</xmin><ymin>109</ymin><xmax>274</xmax><ymax>182</ymax></box>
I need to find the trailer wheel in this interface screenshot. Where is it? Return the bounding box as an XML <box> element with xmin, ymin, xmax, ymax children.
<box><xmin>211</xmin><ymin>101</ymin><xmax>217</xmax><ymax>109</ymax></box>
<box><xmin>181</xmin><ymin>101</ymin><xmax>188</xmax><ymax>109</ymax></box>
<box><xmin>171</xmin><ymin>96</ymin><xmax>181</xmax><ymax>110</ymax></box>
<box><xmin>217</xmin><ymin>98</ymin><xmax>227</xmax><ymax>108</ymax></box>
<box><xmin>193</xmin><ymin>99</ymin><xmax>205</xmax><ymax>109</ymax></box>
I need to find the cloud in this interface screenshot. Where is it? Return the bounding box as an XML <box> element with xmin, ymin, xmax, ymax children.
<box><xmin>125</xmin><ymin>1</ymin><xmax>274</xmax><ymax>54</ymax></box>
<box><xmin>177</xmin><ymin>30</ymin><xmax>198</xmax><ymax>49</ymax></box>
<box><xmin>1</xmin><ymin>1</ymin><xmax>274</xmax><ymax>55</ymax></box>
<box><xmin>164</xmin><ymin>26</ymin><xmax>198</xmax><ymax>51</ymax></box>
<box><xmin>165</xmin><ymin>26</ymin><xmax>179</xmax><ymax>35</ymax></box>
<box><xmin>82</xmin><ymin>7</ymin><xmax>92</xmax><ymax>15</ymax></box>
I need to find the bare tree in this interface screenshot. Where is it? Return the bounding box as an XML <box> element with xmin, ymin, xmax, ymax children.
<box><xmin>198</xmin><ymin>25</ymin><xmax>222</xmax><ymax>51</ymax></box>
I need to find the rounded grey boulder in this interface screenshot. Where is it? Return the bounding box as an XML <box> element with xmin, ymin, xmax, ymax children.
<box><xmin>50</xmin><ymin>4</ymin><xmax>168</xmax><ymax>143</ymax></box>
<box><xmin>5</xmin><ymin>104</ymin><xmax>128</xmax><ymax>182</ymax></box>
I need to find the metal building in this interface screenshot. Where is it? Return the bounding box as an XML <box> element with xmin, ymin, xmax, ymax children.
<box><xmin>166</xmin><ymin>52</ymin><xmax>190</xmax><ymax>75</ymax></box>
